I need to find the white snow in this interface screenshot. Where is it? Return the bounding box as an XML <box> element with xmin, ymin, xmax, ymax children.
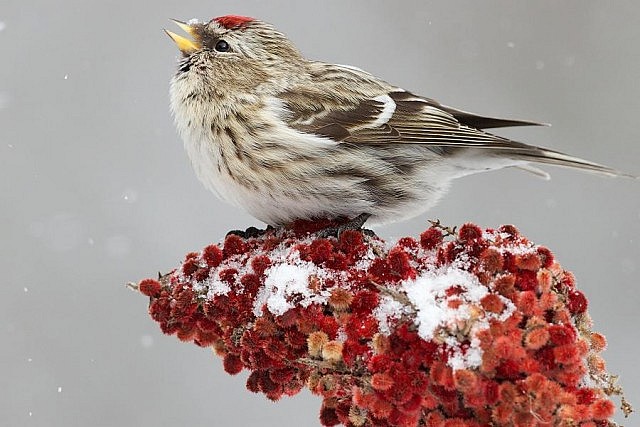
<box><xmin>374</xmin><ymin>262</ymin><xmax>517</xmax><ymax>371</ymax></box>
<box><xmin>403</xmin><ymin>266</ymin><xmax>484</xmax><ymax>341</ymax></box>
<box><xmin>447</xmin><ymin>336</ymin><xmax>484</xmax><ymax>370</ymax></box>
<box><xmin>354</xmin><ymin>246</ymin><xmax>377</xmax><ymax>270</ymax></box>
<box><xmin>121</xmin><ymin>188</ymin><xmax>138</xmax><ymax>203</ymax></box>
<box><xmin>253</xmin><ymin>256</ymin><xmax>328</xmax><ymax>316</ymax></box>
<box><xmin>482</xmin><ymin>229</ymin><xmax>537</xmax><ymax>256</ymax></box>
<box><xmin>373</xmin><ymin>295</ymin><xmax>406</xmax><ymax>335</ymax></box>
<box><xmin>499</xmin><ymin>243</ymin><xmax>536</xmax><ymax>256</ymax></box>
<box><xmin>203</xmin><ymin>275</ymin><xmax>231</xmax><ymax>297</ymax></box>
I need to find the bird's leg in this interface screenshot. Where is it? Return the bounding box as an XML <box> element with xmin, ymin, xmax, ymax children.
<box><xmin>226</xmin><ymin>229</ymin><xmax>248</xmax><ymax>238</ymax></box>
<box><xmin>226</xmin><ymin>225</ymin><xmax>272</xmax><ymax>239</ymax></box>
<box><xmin>345</xmin><ymin>213</ymin><xmax>371</xmax><ymax>230</ymax></box>
<box><xmin>318</xmin><ymin>213</ymin><xmax>372</xmax><ymax>238</ymax></box>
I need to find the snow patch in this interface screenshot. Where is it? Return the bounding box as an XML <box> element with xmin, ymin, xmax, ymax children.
<box><xmin>373</xmin><ymin>295</ymin><xmax>407</xmax><ymax>335</ymax></box>
<box><xmin>204</xmin><ymin>275</ymin><xmax>232</xmax><ymax>297</ymax></box>
<box><xmin>254</xmin><ymin>258</ymin><xmax>325</xmax><ymax>316</ymax></box>
<box><xmin>404</xmin><ymin>266</ymin><xmax>484</xmax><ymax>341</ymax></box>
<box><xmin>374</xmin><ymin>263</ymin><xmax>517</xmax><ymax>370</ymax></box>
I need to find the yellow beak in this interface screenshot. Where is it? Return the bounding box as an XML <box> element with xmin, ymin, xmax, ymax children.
<box><xmin>164</xmin><ymin>19</ymin><xmax>201</xmax><ymax>54</ymax></box>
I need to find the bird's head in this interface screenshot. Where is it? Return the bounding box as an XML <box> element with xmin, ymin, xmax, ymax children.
<box><xmin>166</xmin><ymin>16</ymin><xmax>304</xmax><ymax>97</ymax></box>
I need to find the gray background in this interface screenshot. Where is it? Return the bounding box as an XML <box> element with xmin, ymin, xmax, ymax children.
<box><xmin>1</xmin><ymin>1</ymin><xmax>638</xmax><ymax>426</ymax></box>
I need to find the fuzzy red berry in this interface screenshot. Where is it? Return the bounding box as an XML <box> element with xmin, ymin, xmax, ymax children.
<box><xmin>138</xmin><ymin>278</ymin><xmax>162</xmax><ymax>297</ymax></box>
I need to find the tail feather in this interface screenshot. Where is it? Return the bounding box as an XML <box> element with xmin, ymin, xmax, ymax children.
<box><xmin>508</xmin><ymin>147</ymin><xmax>637</xmax><ymax>178</ymax></box>
<box><xmin>513</xmin><ymin>164</ymin><xmax>551</xmax><ymax>180</ymax></box>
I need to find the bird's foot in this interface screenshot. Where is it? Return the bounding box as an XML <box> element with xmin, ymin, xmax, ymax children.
<box><xmin>318</xmin><ymin>213</ymin><xmax>372</xmax><ymax>238</ymax></box>
<box><xmin>226</xmin><ymin>225</ymin><xmax>273</xmax><ymax>239</ymax></box>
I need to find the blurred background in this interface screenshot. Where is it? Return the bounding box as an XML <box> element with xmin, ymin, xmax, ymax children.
<box><xmin>1</xmin><ymin>1</ymin><xmax>638</xmax><ymax>425</ymax></box>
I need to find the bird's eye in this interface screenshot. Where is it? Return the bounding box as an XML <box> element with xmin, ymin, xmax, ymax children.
<box><xmin>215</xmin><ymin>40</ymin><xmax>230</xmax><ymax>52</ymax></box>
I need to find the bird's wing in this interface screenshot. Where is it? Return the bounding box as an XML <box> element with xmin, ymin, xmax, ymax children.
<box><xmin>437</xmin><ymin>104</ymin><xmax>548</xmax><ymax>129</ymax></box>
<box><xmin>281</xmin><ymin>86</ymin><xmax>536</xmax><ymax>148</ymax></box>
<box><xmin>336</xmin><ymin>90</ymin><xmax>529</xmax><ymax>148</ymax></box>
<box><xmin>280</xmin><ymin>81</ymin><xmax>628</xmax><ymax>177</ymax></box>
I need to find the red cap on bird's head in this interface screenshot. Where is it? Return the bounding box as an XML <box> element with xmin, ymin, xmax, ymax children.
<box><xmin>214</xmin><ymin>15</ymin><xmax>255</xmax><ymax>29</ymax></box>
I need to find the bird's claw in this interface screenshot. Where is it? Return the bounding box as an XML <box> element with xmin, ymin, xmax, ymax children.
<box><xmin>226</xmin><ymin>226</ymin><xmax>269</xmax><ymax>239</ymax></box>
<box><xmin>318</xmin><ymin>213</ymin><xmax>372</xmax><ymax>238</ymax></box>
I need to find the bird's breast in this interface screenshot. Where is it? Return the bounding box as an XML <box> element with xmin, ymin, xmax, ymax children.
<box><xmin>170</xmin><ymin>87</ymin><xmax>384</xmax><ymax>223</ymax></box>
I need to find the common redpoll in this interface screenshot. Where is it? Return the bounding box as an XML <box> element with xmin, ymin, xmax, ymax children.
<box><xmin>166</xmin><ymin>15</ymin><xmax>632</xmax><ymax>226</ymax></box>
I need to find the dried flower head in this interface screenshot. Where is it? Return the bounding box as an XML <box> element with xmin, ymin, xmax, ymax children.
<box><xmin>138</xmin><ymin>220</ymin><xmax>630</xmax><ymax>426</ymax></box>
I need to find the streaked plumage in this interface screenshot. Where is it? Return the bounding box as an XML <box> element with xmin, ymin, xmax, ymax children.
<box><xmin>167</xmin><ymin>16</ymin><xmax>633</xmax><ymax>226</ymax></box>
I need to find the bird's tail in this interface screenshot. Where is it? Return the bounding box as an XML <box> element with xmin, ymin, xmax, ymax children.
<box><xmin>504</xmin><ymin>145</ymin><xmax>636</xmax><ymax>179</ymax></box>
<box><xmin>451</xmin><ymin>143</ymin><xmax>636</xmax><ymax>180</ymax></box>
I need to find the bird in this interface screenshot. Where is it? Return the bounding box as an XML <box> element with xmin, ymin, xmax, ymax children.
<box><xmin>165</xmin><ymin>15</ymin><xmax>633</xmax><ymax>228</ymax></box>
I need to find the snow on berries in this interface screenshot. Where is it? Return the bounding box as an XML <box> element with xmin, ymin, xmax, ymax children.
<box><xmin>137</xmin><ymin>220</ymin><xmax>630</xmax><ymax>426</ymax></box>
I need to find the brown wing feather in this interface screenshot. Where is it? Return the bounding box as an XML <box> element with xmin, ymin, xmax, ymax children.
<box><xmin>388</xmin><ymin>91</ymin><xmax>547</xmax><ymax>129</ymax></box>
<box><xmin>282</xmin><ymin>86</ymin><xmax>531</xmax><ymax>150</ymax></box>
<box><xmin>279</xmin><ymin>71</ymin><xmax>630</xmax><ymax>177</ymax></box>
